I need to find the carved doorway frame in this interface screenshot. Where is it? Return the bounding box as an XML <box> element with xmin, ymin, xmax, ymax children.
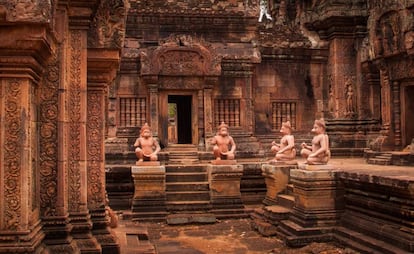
<box><xmin>159</xmin><ymin>90</ymin><xmax>199</xmax><ymax>148</ymax></box>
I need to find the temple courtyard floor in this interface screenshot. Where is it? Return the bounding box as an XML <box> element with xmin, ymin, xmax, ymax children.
<box><xmin>112</xmin><ymin>157</ymin><xmax>413</xmax><ymax>254</ymax></box>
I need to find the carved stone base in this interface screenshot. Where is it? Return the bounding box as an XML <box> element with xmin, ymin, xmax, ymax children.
<box><xmin>90</xmin><ymin>207</ymin><xmax>120</xmax><ymax>254</ymax></box>
<box><xmin>131</xmin><ymin>165</ymin><xmax>167</xmax><ymax>222</ymax></box>
<box><xmin>41</xmin><ymin>215</ymin><xmax>79</xmax><ymax>253</ymax></box>
<box><xmin>208</xmin><ymin>164</ymin><xmax>245</xmax><ymax>218</ymax></box>
<box><xmin>277</xmin><ymin>165</ymin><xmax>344</xmax><ymax>247</ymax></box>
<box><xmin>261</xmin><ymin>163</ymin><xmax>297</xmax><ymax>205</ymax></box>
<box><xmin>0</xmin><ymin>220</ymin><xmax>45</xmax><ymax>254</ymax></box>
<box><xmin>69</xmin><ymin>211</ymin><xmax>101</xmax><ymax>253</ymax></box>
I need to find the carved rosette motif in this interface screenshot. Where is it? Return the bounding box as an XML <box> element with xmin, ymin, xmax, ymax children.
<box><xmin>69</xmin><ymin>30</ymin><xmax>82</xmax><ymax>212</ymax></box>
<box><xmin>3</xmin><ymin>79</ymin><xmax>22</xmax><ymax>230</ymax></box>
<box><xmin>39</xmin><ymin>52</ymin><xmax>59</xmax><ymax>217</ymax></box>
<box><xmin>87</xmin><ymin>91</ymin><xmax>104</xmax><ymax>209</ymax></box>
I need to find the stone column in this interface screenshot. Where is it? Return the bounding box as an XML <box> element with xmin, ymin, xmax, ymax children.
<box><xmin>87</xmin><ymin>49</ymin><xmax>121</xmax><ymax>254</ymax></box>
<box><xmin>0</xmin><ymin>78</ymin><xmax>45</xmax><ymax>253</ymax></box>
<box><xmin>204</xmin><ymin>88</ymin><xmax>213</xmax><ymax>139</ymax></box>
<box><xmin>278</xmin><ymin>164</ymin><xmax>344</xmax><ymax>247</ymax></box>
<box><xmin>148</xmin><ymin>81</ymin><xmax>159</xmax><ymax>137</ymax></box>
<box><xmin>392</xmin><ymin>81</ymin><xmax>402</xmax><ymax>148</ymax></box>
<box><xmin>0</xmin><ymin>24</ymin><xmax>57</xmax><ymax>253</ymax></box>
<box><xmin>203</xmin><ymin>77</ymin><xmax>217</xmax><ymax>142</ymax></box>
<box><xmin>65</xmin><ymin>29</ymin><xmax>102</xmax><ymax>253</ymax></box>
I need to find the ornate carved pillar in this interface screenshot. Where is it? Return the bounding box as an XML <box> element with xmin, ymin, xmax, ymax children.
<box><xmin>146</xmin><ymin>77</ymin><xmax>159</xmax><ymax>137</ymax></box>
<box><xmin>87</xmin><ymin>49</ymin><xmax>121</xmax><ymax>254</ymax></box>
<box><xmin>0</xmin><ymin>22</ymin><xmax>55</xmax><ymax>254</ymax></box>
<box><xmin>197</xmin><ymin>89</ymin><xmax>205</xmax><ymax>149</ymax></box>
<box><xmin>203</xmin><ymin>77</ymin><xmax>216</xmax><ymax>141</ymax></box>
<box><xmin>379</xmin><ymin>66</ymin><xmax>392</xmax><ymax>131</ymax></box>
<box><xmin>66</xmin><ymin>28</ymin><xmax>101</xmax><ymax>253</ymax></box>
<box><xmin>244</xmin><ymin>66</ymin><xmax>254</xmax><ymax>134</ymax></box>
<box><xmin>392</xmin><ymin>81</ymin><xmax>402</xmax><ymax>148</ymax></box>
<box><xmin>41</xmin><ymin>48</ymin><xmax>78</xmax><ymax>253</ymax></box>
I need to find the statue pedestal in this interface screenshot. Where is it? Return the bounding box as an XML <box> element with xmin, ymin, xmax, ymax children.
<box><xmin>261</xmin><ymin>162</ymin><xmax>297</xmax><ymax>205</ymax></box>
<box><xmin>207</xmin><ymin>163</ymin><xmax>245</xmax><ymax>218</ymax></box>
<box><xmin>278</xmin><ymin>163</ymin><xmax>344</xmax><ymax>247</ymax></box>
<box><xmin>131</xmin><ymin>164</ymin><xmax>167</xmax><ymax>222</ymax></box>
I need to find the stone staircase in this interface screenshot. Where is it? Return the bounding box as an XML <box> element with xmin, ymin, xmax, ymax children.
<box><xmin>251</xmin><ymin>183</ymin><xmax>295</xmax><ymax>236</ymax></box>
<box><xmin>165</xmin><ymin>164</ymin><xmax>216</xmax><ymax>224</ymax></box>
<box><xmin>165</xmin><ymin>144</ymin><xmax>199</xmax><ymax>165</ymax></box>
<box><xmin>366</xmin><ymin>152</ymin><xmax>392</xmax><ymax>165</ymax></box>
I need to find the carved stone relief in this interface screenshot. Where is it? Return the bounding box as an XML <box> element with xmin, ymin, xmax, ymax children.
<box><xmin>68</xmin><ymin>30</ymin><xmax>82</xmax><ymax>213</ymax></box>
<box><xmin>0</xmin><ymin>0</ymin><xmax>51</xmax><ymax>22</ymax></box>
<box><xmin>2</xmin><ymin>79</ymin><xmax>22</xmax><ymax>230</ymax></box>
<box><xmin>87</xmin><ymin>91</ymin><xmax>105</xmax><ymax>209</ymax></box>
<box><xmin>39</xmin><ymin>52</ymin><xmax>59</xmax><ymax>217</ymax></box>
<box><xmin>89</xmin><ymin>0</ymin><xmax>129</xmax><ymax>48</ymax></box>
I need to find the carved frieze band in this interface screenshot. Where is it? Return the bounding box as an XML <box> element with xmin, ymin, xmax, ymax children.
<box><xmin>87</xmin><ymin>91</ymin><xmax>104</xmax><ymax>209</ymax></box>
<box><xmin>39</xmin><ymin>52</ymin><xmax>59</xmax><ymax>217</ymax></box>
<box><xmin>69</xmin><ymin>30</ymin><xmax>82</xmax><ymax>212</ymax></box>
<box><xmin>2</xmin><ymin>79</ymin><xmax>22</xmax><ymax>230</ymax></box>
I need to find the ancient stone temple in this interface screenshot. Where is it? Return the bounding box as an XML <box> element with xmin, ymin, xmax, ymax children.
<box><xmin>1</xmin><ymin>0</ymin><xmax>414</xmax><ymax>253</ymax></box>
<box><xmin>0</xmin><ymin>0</ymin><xmax>128</xmax><ymax>253</ymax></box>
<box><xmin>107</xmin><ymin>0</ymin><xmax>414</xmax><ymax>158</ymax></box>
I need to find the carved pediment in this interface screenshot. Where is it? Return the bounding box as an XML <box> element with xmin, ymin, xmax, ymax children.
<box><xmin>141</xmin><ymin>34</ymin><xmax>221</xmax><ymax>77</ymax></box>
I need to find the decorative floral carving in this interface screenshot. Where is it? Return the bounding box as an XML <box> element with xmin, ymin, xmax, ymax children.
<box><xmin>68</xmin><ymin>30</ymin><xmax>82</xmax><ymax>212</ymax></box>
<box><xmin>87</xmin><ymin>91</ymin><xmax>105</xmax><ymax>209</ymax></box>
<box><xmin>3</xmin><ymin>79</ymin><xmax>22</xmax><ymax>230</ymax></box>
<box><xmin>39</xmin><ymin>50</ymin><xmax>59</xmax><ymax>217</ymax></box>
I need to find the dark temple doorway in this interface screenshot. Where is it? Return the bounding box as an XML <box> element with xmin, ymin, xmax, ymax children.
<box><xmin>168</xmin><ymin>95</ymin><xmax>192</xmax><ymax>144</ymax></box>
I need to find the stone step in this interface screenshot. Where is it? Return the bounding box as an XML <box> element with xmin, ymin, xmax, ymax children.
<box><xmin>367</xmin><ymin>158</ymin><xmax>391</xmax><ymax>165</ymax></box>
<box><xmin>166</xmin><ymin>181</ymin><xmax>209</xmax><ymax>192</ymax></box>
<box><xmin>166</xmin><ymin>165</ymin><xmax>207</xmax><ymax>173</ymax></box>
<box><xmin>167</xmin><ymin>158</ymin><xmax>200</xmax><ymax>165</ymax></box>
<box><xmin>166</xmin><ymin>201</ymin><xmax>212</xmax><ymax>212</ymax></box>
<box><xmin>277</xmin><ymin>194</ymin><xmax>295</xmax><ymax>208</ymax></box>
<box><xmin>335</xmin><ymin>226</ymin><xmax>411</xmax><ymax>254</ymax></box>
<box><xmin>166</xmin><ymin>172</ymin><xmax>207</xmax><ymax>182</ymax></box>
<box><xmin>166</xmin><ymin>213</ymin><xmax>216</xmax><ymax>225</ymax></box>
<box><xmin>166</xmin><ymin>191</ymin><xmax>210</xmax><ymax>201</ymax></box>
<box><xmin>263</xmin><ymin>205</ymin><xmax>291</xmax><ymax>222</ymax></box>
<box><xmin>118</xmin><ymin>223</ymin><xmax>156</xmax><ymax>254</ymax></box>
<box><xmin>251</xmin><ymin>217</ymin><xmax>279</xmax><ymax>236</ymax></box>
<box><xmin>277</xmin><ymin>219</ymin><xmax>334</xmax><ymax>247</ymax></box>
<box><xmin>131</xmin><ymin>211</ymin><xmax>168</xmax><ymax>223</ymax></box>
<box><xmin>286</xmin><ymin>183</ymin><xmax>294</xmax><ymax>195</ymax></box>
